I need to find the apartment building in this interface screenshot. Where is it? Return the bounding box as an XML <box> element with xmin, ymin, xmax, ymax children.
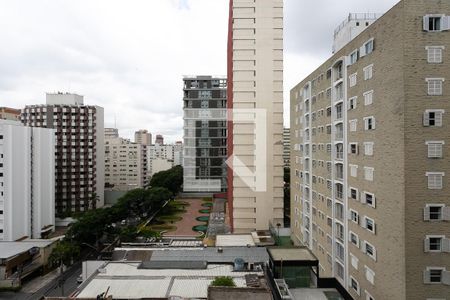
<box><xmin>227</xmin><ymin>0</ymin><xmax>284</xmax><ymax>232</ymax></box>
<box><xmin>135</xmin><ymin>129</ymin><xmax>152</xmax><ymax>146</ymax></box>
<box><xmin>21</xmin><ymin>93</ymin><xmax>104</xmax><ymax>215</ymax></box>
<box><xmin>155</xmin><ymin>134</ymin><xmax>164</xmax><ymax>145</ymax></box>
<box><xmin>105</xmin><ymin>127</ymin><xmax>119</xmax><ymax>139</ymax></box>
<box><xmin>290</xmin><ymin>1</ymin><xmax>450</xmax><ymax>299</ymax></box>
<box><xmin>283</xmin><ymin>128</ymin><xmax>291</xmax><ymax>168</ymax></box>
<box><xmin>104</xmin><ymin>133</ymin><xmax>148</xmax><ymax>191</ymax></box>
<box><xmin>183</xmin><ymin>76</ymin><xmax>227</xmax><ymax>192</ymax></box>
<box><xmin>0</xmin><ymin>107</ymin><xmax>21</xmax><ymax>121</ymax></box>
<box><xmin>0</xmin><ymin>120</ymin><xmax>55</xmax><ymax>241</ymax></box>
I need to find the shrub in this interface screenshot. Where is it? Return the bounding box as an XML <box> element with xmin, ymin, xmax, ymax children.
<box><xmin>210</xmin><ymin>276</ymin><xmax>236</xmax><ymax>287</ymax></box>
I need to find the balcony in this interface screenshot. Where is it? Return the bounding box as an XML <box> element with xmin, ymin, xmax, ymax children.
<box><xmin>335</xmin><ymin>183</ymin><xmax>344</xmax><ymax>200</ymax></box>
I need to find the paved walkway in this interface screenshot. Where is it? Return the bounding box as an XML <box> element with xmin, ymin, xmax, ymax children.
<box><xmin>165</xmin><ymin>198</ymin><xmax>209</xmax><ymax>237</ymax></box>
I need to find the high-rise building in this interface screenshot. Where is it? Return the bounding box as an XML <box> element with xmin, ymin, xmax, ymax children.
<box><xmin>104</xmin><ymin>132</ymin><xmax>148</xmax><ymax>191</ymax></box>
<box><xmin>290</xmin><ymin>1</ymin><xmax>450</xmax><ymax>299</ymax></box>
<box><xmin>183</xmin><ymin>76</ymin><xmax>227</xmax><ymax>193</ymax></box>
<box><xmin>155</xmin><ymin>134</ymin><xmax>164</xmax><ymax>145</ymax></box>
<box><xmin>227</xmin><ymin>0</ymin><xmax>284</xmax><ymax>232</ymax></box>
<box><xmin>135</xmin><ymin>129</ymin><xmax>152</xmax><ymax>146</ymax></box>
<box><xmin>21</xmin><ymin>93</ymin><xmax>105</xmax><ymax>215</ymax></box>
<box><xmin>283</xmin><ymin>128</ymin><xmax>290</xmax><ymax>168</ymax></box>
<box><xmin>174</xmin><ymin>141</ymin><xmax>183</xmax><ymax>166</ymax></box>
<box><xmin>0</xmin><ymin>107</ymin><xmax>21</xmax><ymax>121</ymax></box>
<box><xmin>105</xmin><ymin>128</ymin><xmax>119</xmax><ymax>139</ymax></box>
<box><xmin>0</xmin><ymin>120</ymin><xmax>55</xmax><ymax>241</ymax></box>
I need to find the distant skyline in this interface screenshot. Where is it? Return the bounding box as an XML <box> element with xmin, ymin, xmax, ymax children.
<box><xmin>0</xmin><ymin>0</ymin><xmax>398</xmax><ymax>142</ymax></box>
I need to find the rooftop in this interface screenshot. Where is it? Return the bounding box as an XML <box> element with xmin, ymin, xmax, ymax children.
<box><xmin>76</xmin><ymin>262</ymin><xmax>263</xmax><ymax>299</ymax></box>
<box><xmin>267</xmin><ymin>247</ymin><xmax>318</xmax><ymax>262</ymax></box>
<box><xmin>0</xmin><ymin>240</ymin><xmax>54</xmax><ymax>259</ymax></box>
<box><xmin>216</xmin><ymin>234</ymin><xmax>255</xmax><ymax>247</ymax></box>
<box><xmin>113</xmin><ymin>247</ymin><xmax>269</xmax><ymax>264</ymax></box>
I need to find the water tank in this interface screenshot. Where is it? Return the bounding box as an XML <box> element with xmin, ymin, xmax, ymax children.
<box><xmin>234</xmin><ymin>258</ymin><xmax>245</xmax><ymax>271</ymax></box>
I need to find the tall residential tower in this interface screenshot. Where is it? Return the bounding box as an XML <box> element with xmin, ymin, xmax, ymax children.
<box><xmin>21</xmin><ymin>93</ymin><xmax>104</xmax><ymax>215</ymax></box>
<box><xmin>183</xmin><ymin>76</ymin><xmax>227</xmax><ymax>192</ymax></box>
<box><xmin>227</xmin><ymin>0</ymin><xmax>284</xmax><ymax>232</ymax></box>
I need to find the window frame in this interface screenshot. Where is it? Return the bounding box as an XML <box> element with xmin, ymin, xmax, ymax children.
<box><xmin>426</xmin><ymin>172</ymin><xmax>444</xmax><ymax>189</ymax></box>
<box><xmin>426</xmin><ymin>46</ymin><xmax>445</xmax><ymax>64</ymax></box>
<box><xmin>363</xmin><ymin>116</ymin><xmax>376</xmax><ymax>130</ymax></box>
<box><xmin>364</xmin><ymin>167</ymin><xmax>374</xmax><ymax>181</ymax></box>
<box><xmin>426</xmin><ymin>78</ymin><xmax>444</xmax><ymax>96</ymax></box>
<box><xmin>364</xmin><ymin>240</ymin><xmax>377</xmax><ymax>261</ymax></box>
<box><xmin>425</xmin><ymin>141</ymin><xmax>444</xmax><ymax>158</ymax></box>
<box><xmin>363</xmin><ymin>90</ymin><xmax>374</xmax><ymax>106</ymax></box>
<box><xmin>363</xmin><ymin>64</ymin><xmax>373</xmax><ymax>80</ymax></box>
<box><xmin>364</xmin><ymin>216</ymin><xmax>376</xmax><ymax>234</ymax></box>
<box><xmin>349</xmin><ymin>72</ymin><xmax>357</xmax><ymax>87</ymax></box>
<box><xmin>349</xmin><ymin>276</ymin><xmax>360</xmax><ymax>295</ymax></box>
<box><xmin>349</xmin><ymin>231</ymin><xmax>359</xmax><ymax>247</ymax></box>
<box><xmin>348</xmin><ymin>96</ymin><xmax>357</xmax><ymax>110</ymax></box>
<box><xmin>364</xmin><ymin>142</ymin><xmax>374</xmax><ymax>156</ymax></box>
<box><xmin>363</xmin><ymin>191</ymin><xmax>376</xmax><ymax>208</ymax></box>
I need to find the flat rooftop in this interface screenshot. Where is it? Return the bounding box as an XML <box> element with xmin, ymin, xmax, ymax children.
<box><xmin>0</xmin><ymin>240</ymin><xmax>54</xmax><ymax>259</ymax></box>
<box><xmin>216</xmin><ymin>234</ymin><xmax>255</xmax><ymax>247</ymax></box>
<box><xmin>113</xmin><ymin>247</ymin><xmax>269</xmax><ymax>264</ymax></box>
<box><xmin>76</xmin><ymin>262</ymin><xmax>263</xmax><ymax>299</ymax></box>
<box><xmin>268</xmin><ymin>247</ymin><xmax>318</xmax><ymax>262</ymax></box>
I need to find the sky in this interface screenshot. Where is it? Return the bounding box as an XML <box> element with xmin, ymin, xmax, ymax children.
<box><xmin>0</xmin><ymin>0</ymin><xmax>399</xmax><ymax>143</ymax></box>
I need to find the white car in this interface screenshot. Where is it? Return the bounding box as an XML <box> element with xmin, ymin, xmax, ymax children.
<box><xmin>77</xmin><ymin>275</ymin><xmax>83</xmax><ymax>284</ymax></box>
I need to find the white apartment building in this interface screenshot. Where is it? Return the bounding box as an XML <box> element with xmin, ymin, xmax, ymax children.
<box><xmin>0</xmin><ymin>120</ymin><xmax>55</xmax><ymax>241</ymax></box>
<box><xmin>147</xmin><ymin>143</ymin><xmax>182</xmax><ymax>177</ymax></box>
<box><xmin>104</xmin><ymin>135</ymin><xmax>148</xmax><ymax>191</ymax></box>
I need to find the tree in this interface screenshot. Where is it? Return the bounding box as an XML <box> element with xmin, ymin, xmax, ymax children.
<box><xmin>49</xmin><ymin>241</ymin><xmax>80</xmax><ymax>268</ymax></box>
<box><xmin>210</xmin><ymin>276</ymin><xmax>236</xmax><ymax>287</ymax></box>
<box><xmin>148</xmin><ymin>165</ymin><xmax>183</xmax><ymax>194</ymax></box>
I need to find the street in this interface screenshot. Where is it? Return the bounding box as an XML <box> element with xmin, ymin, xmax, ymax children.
<box><xmin>0</xmin><ymin>263</ymin><xmax>82</xmax><ymax>300</ymax></box>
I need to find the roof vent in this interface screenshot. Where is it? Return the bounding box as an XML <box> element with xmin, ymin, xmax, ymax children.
<box><xmin>217</xmin><ymin>247</ymin><xmax>223</xmax><ymax>253</ymax></box>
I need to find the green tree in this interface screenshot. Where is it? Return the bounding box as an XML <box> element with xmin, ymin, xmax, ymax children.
<box><xmin>148</xmin><ymin>165</ymin><xmax>183</xmax><ymax>194</ymax></box>
<box><xmin>49</xmin><ymin>241</ymin><xmax>80</xmax><ymax>267</ymax></box>
<box><xmin>210</xmin><ymin>276</ymin><xmax>236</xmax><ymax>287</ymax></box>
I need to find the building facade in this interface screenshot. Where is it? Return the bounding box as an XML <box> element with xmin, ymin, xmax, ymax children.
<box><xmin>0</xmin><ymin>107</ymin><xmax>21</xmax><ymax>121</ymax></box>
<box><xmin>135</xmin><ymin>129</ymin><xmax>152</xmax><ymax>146</ymax></box>
<box><xmin>104</xmin><ymin>134</ymin><xmax>148</xmax><ymax>191</ymax></box>
<box><xmin>183</xmin><ymin>76</ymin><xmax>227</xmax><ymax>193</ymax></box>
<box><xmin>227</xmin><ymin>0</ymin><xmax>284</xmax><ymax>232</ymax></box>
<box><xmin>21</xmin><ymin>93</ymin><xmax>104</xmax><ymax>215</ymax></box>
<box><xmin>0</xmin><ymin>120</ymin><xmax>55</xmax><ymax>241</ymax></box>
<box><xmin>283</xmin><ymin>128</ymin><xmax>290</xmax><ymax>168</ymax></box>
<box><xmin>290</xmin><ymin>1</ymin><xmax>450</xmax><ymax>299</ymax></box>
<box><xmin>105</xmin><ymin>128</ymin><xmax>119</xmax><ymax>139</ymax></box>
<box><xmin>155</xmin><ymin>134</ymin><xmax>164</xmax><ymax>145</ymax></box>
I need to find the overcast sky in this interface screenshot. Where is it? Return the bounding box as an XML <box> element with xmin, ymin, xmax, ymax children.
<box><xmin>0</xmin><ymin>0</ymin><xmax>399</xmax><ymax>142</ymax></box>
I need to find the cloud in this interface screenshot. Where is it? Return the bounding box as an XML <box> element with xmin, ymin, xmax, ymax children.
<box><xmin>0</xmin><ymin>0</ymin><xmax>402</xmax><ymax>140</ymax></box>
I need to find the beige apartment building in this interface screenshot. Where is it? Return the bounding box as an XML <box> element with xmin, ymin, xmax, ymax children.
<box><xmin>135</xmin><ymin>129</ymin><xmax>152</xmax><ymax>146</ymax></box>
<box><xmin>290</xmin><ymin>0</ymin><xmax>450</xmax><ymax>299</ymax></box>
<box><xmin>227</xmin><ymin>0</ymin><xmax>284</xmax><ymax>232</ymax></box>
<box><xmin>104</xmin><ymin>134</ymin><xmax>148</xmax><ymax>191</ymax></box>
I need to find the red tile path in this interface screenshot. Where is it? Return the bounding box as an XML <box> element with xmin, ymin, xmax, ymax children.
<box><xmin>164</xmin><ymin>198</ymin><xmax>209</xmax><ymax>237</ymax></box>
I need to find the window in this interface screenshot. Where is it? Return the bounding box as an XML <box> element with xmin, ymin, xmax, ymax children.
<box><xmin>348</xmin><ymin>97</ymin><xmax>357</xmax><ymax>110</ymax></box>
<box><xmin>364</xmin><ymin>116</ymin><xmax>375</xmax><ymax>130</ymax></box>
<box><xmin>364</xmin><ymin>167</ymin><xmax>374</xmax><ymax>181</ymax></box>
<box><xmin>326</xmin><ymin>143</ymin><xmax>332</xmax><ymax>153</ymax></box>
<box><xmin>364</xmin><ymin>142</ymin><xmax>374</xmax><ymax>156</ymax></box>
<box><xmin>363</xmin><ymin>192</ymin><xmax>376</xmax><ymax>207</ymax></box>
<box><xmin>424</xmin><ymin>204</ymin><xmax>445</xmax><ymax>221</ymax></box>
<box><xmin>350</xmin><ymin>253</ymin><xmax>359</xmax><ymax>269</ymax></box>
<box><xmin>426</xmin><ymin>172</ymin><xmax>444</xmax><ymax>189</ymax></box>
<box><xmin>336</xmin><ymin>262</ymin><xmax>344</xmax><ymax>280</ymax></box>
<box><xmin>349</xmin><ymin>232</ymin><xmax>359</xmax><ymax>247</ymax></box>
<box><xmin>326</xmin><ymin>107</ymin><xmax>332</xmax><ymax>116</ymax></box>
<box><xmin>349</xmin><ymin>73</ymin><xmax>357</xmax><ymax>87</ymax></box>
<box><xmin>424</xmin><ymin>235</ymin><xmax>445</xmax><ymax>252</ymax></box>
<box><xmin>423</xmin><ymin>110</ymin><xmax>444</xmax><ymax>127</ymax></box>
<box><xmin>426</xmin><ymin>46</ymin><xmax>444</xmax><ymax>63</ymax></box>
<box><xmin>363</xmin><ymin>91</ymin><xmax>373</xmax><ymax>106</ymax></box>
<box><xmin>363</xmin><ymin>65</ymin><xmax>373</xmax><ymax>80</ymax></box>
<box><xmin>423</xmin><ymin>15</ymin><xmax>450</xmax><ymax>32</ymax></box>
<box><xmin>364</xmin><ymin>216</ymin><xmax>376</xmax><ymax>234</ymax></box>
<box><xmin>365</xmin><ymin>291</ymin><xmax>375</xmax><ymax>300</ymax></box>
<box><xmin>424</xmin><ymin>267</ymin><xmax>445</xmax><ymax>284</ymax></box>
<box><xmin>365</xmin><ymin>266</ymin><xmax>375</xmax><ymax>285</ymax></box>
<box><xmin>350</xmin><ymin>187</ymin><xmax>358</xmax><ymax>200</ymax></box>
<box><xmin>426</xmin><ymin>78</ymin><xmax>444</xmax><ymax>95</ymax></box>
<box><xmin>349</xmin><ymin>143</ymin><xmax>358</xmax><ymax>154</ymax></box>
<box><xmin>350</xmin><ymin>50</ymin><xmax>358</xmax><ymax>64</ymax></box>
<box><xmin>350</xmin><ymin>210</ymin><xmax>359</xmax><ymax>224</ymax></box>
<box><xmin>364</xmin><ymin>241</ymin><xmax>377</xmax><ymax>260</ymax></box>
<box><xmin>426</xmin><ymin>141</ymin><xmax>444</xmax><ymax>158</ymax></box>
<box><xmin>349</xmin><ymin>164</ymin><xmax>358</xmax><ymax>177</ymax></box>
<box><xmin>349</xmin><ymin>119</ymin><xmax>357</xmax><ymax>132</ymax></box>
<box><xmin>350</xmin><ymin>276</ymin><xmax>360</xmax><ymax>295</ymax></box>
<box><xmin>360</xmin><ymin>39</ymin><xmax>374</xmax><ymax>57</ymax></box>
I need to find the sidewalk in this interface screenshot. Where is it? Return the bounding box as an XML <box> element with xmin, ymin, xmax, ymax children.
<box><xmin>21</xmin><ymin>269</ymin><xmax>60</xmax><ymax>293</ymax></box>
